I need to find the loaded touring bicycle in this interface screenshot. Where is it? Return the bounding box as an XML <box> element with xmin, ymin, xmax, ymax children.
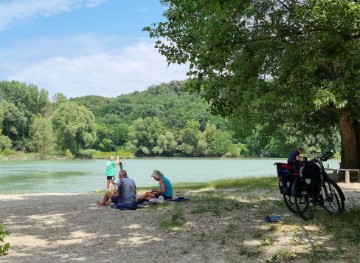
<box><xmin>275</xmin><ymin>151</ymin><xmax>345</xmax><ymax>221</ymax></box>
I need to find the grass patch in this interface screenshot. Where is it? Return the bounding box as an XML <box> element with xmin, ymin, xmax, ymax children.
<box><xmin>315</xmin><ymin>208</ymin><xmax>360</xmax><ymax>244</ymax></box>
<box><xmin>188</xmin><ymin>193</ymin><xmax>242</xmax><ymax>216</ymax></box>
<box><xmin>85</xmin><ymin>149</ymin><xmax>134</xmax><ymax>159</ymax></box>
<box><xmin>137</xmin><ymin>182</ymin><xmax>206</xmax><ymax>192</ymax></box>
<box><xmin>169</xmin><ymin>182</ymin><xmax>207</xmax><ymax>190</ymax></box>
<box><xmin>159</xmin><ymin>208</ymin><xmax>186</xmax><ymax>230</ymax></box>
<box><xmin>266</xmin><ymin>251</ymin><xmax>297</xmax><ymax>263</ymax></box>
<box><xmin>208</xmin><ymin>177</ymin><xmax>277</xmax><ymax>191</ymax></box>
<box><xmin>238</xmin><ymin>246</ymin><xmax>261</xmax><ymax>257</ymax></box>
<box><xmin>138</xmin><ymin>177</ymin><xmax>278</xmax><ymax>192</ymax></box>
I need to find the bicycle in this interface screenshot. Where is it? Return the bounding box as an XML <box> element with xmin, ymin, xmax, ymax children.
<box><xmin>275</xmin><ymin>151</ymin><xmax>345</xmax><ymax>221</ymax></box>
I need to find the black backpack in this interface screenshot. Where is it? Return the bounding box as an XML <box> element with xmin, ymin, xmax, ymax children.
<box><xmin>299</xmin><ymin>162</ymin><xmax>322</xmax><ymax>193</ymax></box>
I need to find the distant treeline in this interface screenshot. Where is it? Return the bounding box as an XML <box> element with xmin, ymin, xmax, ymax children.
<box><xmin>0</xmin><ymin>80</ymin><xmax>340</xmax><ymax>158</ymax></box>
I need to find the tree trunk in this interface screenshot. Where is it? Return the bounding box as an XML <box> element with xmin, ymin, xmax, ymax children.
<box><xmin>356</xmin><ymin>120</ymin><xmax>360</xmax><ymax>168</ymax></box>
<box><xmin>339</xmin><ymin>110</ymin><xmax>359</xmax><ymax>169</ymax></box>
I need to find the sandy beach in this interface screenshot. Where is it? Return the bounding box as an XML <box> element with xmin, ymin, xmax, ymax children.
<box><xmin>1</xmin><ymin>183</ymin><xmax>360</xmax><ymax>263</ymax></box>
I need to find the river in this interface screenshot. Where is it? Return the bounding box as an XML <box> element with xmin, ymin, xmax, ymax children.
<box><xmin>0</xmin><ymin>158</ymin><xmax>340</xmax><ymax>194</ymax></box>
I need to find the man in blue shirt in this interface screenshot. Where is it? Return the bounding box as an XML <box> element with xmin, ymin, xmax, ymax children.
<box><xmin>96</xmin><ymin>170</ymin><xmax>136</xmax><ymax>206</ymax></box>
<box><xmin>288</xmin><ymin>147</ymin><xmax>304</xmax><ymax>166</ymax></box>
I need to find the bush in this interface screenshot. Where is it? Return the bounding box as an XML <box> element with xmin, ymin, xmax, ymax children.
<box><xmin>91</xmin><ymin>149</ymin><xmax>134</xmax><ymax>159</ymax></box>
<box><xmin>0</xmin><ymin>135</ymin><xmax>12</xmax><ymax>151</ymax></box>
<box><xmin>65</xmin><ymin>149</ymin><xmax>73</xmax><ymax>159</ymax></box>
<box><xmin>76</xmin><ymin>149</ymin><xmax>96</xmax><ymax>159</ymax></box>
<box><xmin>0</xmin><ymin>148</ymin><xmax>16</xmax><ymax>157</ymax></box>
<box><xmin>0</xmin><ymin>224</ymin><xmax>10</xmax><ymax>255</ymax></box>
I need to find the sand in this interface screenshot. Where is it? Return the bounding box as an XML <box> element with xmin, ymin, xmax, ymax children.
<box><xmin>1</xmin><ymin>183</ymin><xmax>360</xmax><ymax>263</ymax></box>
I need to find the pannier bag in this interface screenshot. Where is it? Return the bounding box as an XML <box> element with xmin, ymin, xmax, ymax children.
<box><xmin>275</xmin><ymin>163</ymin><xmax>293</xmax><ymax>196</ymax></box>
<box><xmin>299</xmin><ymin>162</ymin><xmax>321</xmax><ymax>193</ymax></box>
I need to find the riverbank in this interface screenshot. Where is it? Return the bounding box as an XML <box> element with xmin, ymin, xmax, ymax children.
<box><xmin>1</xmin><ymin>181</ymin><xmax>360</xmax><ymax>263</ymax></box>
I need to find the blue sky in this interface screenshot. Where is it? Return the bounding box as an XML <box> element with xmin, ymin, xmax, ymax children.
<box><xmin>0</xmin><ymin>0</ymin><xmax>188</xmax><ymax>99</ymax></box>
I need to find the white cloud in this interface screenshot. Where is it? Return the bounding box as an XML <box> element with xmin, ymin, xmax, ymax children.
<box><xmin>0</xmin><ymin>0</ymin><xmax>106</xmax><ymax>31</ymax></box>
<box><xmin>6</xmin><ymin>39</ymin><xmax>189</xmax><ymax>99</ymax></box>
<box><xmin>0</xmin><ymin>1</ymin><xmax>188</xmax><ymax>99</ymax></box>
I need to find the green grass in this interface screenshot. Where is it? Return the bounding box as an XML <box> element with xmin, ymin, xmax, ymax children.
<box><xmin>207</xmin><ymin>177</ymin><xmax>277</xmax><ymax>190</ymax></box>
<box><xmin>315</xmin><ymin>208</ymin><xmax>360</xmax><ymax>244</ymax></box>
<box><xmin>138</xmin><ymin>177</ymin><xmax>278</xmax><ymax>192</ymax></box>
<box><xmin>159</xmin><ymin>207</ymin><xmax>186</xmax><ymax>230</ymax></box>
<box><xmin>84</xmin><ymin>149</ymin><xmax>134</xmax><ymax>159</ymax></box>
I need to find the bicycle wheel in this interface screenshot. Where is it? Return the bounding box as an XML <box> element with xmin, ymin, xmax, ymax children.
<box><xmin>321</xmin><ymin>177</ymin><xmax>345</xmax><ymax>213</ymax></box>
<box><xmin>283</xmin><ymin>194</ymin><xmax>297</xmax><ymax>213</ymax></box>
<box><xmin>293</xmin><ymin>177</ymin><xmax>315</xmax><ymax>221</ymax></box>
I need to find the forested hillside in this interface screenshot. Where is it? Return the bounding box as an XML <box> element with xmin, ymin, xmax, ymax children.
<box><xmin>0</xmin><ymin>80</ymin><xmax>340</xmax><ymax>158</ymax></box>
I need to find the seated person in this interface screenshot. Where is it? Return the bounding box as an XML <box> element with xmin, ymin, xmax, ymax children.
<box><xmin>137</xmin><ymin>170</ymin><xmax>173</xmax><ymax>202</ymax></box>
<box><xmin>287</xmin><ymin>147</ymin><xmax>304</xmax><ymax>171</ymax></box>
<box><xmin>96</xmin><ymin>169</ymin><xmax>136</xmax><ymax>206</ymax></box>
<box><xmin>287</xmin><ymin>147</ymin><xmax>304</xmax><ymax>165</ymax></box>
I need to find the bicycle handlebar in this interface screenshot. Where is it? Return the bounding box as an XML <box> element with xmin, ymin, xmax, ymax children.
<box><xmin>300</xmin><ymin>151</ymin><xmax>334</xmax><ymax>164</ymax></box>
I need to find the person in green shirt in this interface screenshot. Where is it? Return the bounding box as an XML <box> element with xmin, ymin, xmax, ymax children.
<box><xmin>105</xmin><ymin>156</ymin><xmax>120</xmax><ymax>190</ymax></box>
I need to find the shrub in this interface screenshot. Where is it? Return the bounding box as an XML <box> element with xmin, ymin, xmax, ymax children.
<box><xmin>65</xmin><ymin>149</ymin><xmax>73</xmax><ymax>159</ymax></box>
<box><xmin>0</xmin><ymin>224</ymin><xmax>10</xmax><ymax>255</ymax></box>
<box><xmin>0</xmin><ymin>135</ymin><xmax>12</xmax><ymax>151</ymax></box>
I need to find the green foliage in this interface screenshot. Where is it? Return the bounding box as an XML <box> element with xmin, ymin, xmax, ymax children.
<box><xmin>0</xmin><ymin>100</ymin><xmax>28</xmax><ymax>147</ymax></box>
<box><xmin>0</xmin><ymin>224</ymin><xmax>10</xmax><ymax>255</ymax></box>
<box><xmin>145</xmin><ymin>0</ymin><xmax>360</xmax><ymax>167</ymax></box>
<box><xmin>52</xmin><ymin>101</ymin><xmax>97</xmax><ymax>154</ymax></box>
<box><xmin>29</xmin><ymin>116</ymin><xmax>55</xmax><ymax>158</ymax></box>
<box><xmin>90</xmin><ymin>149</ymin><xmax>134</xmax><ymax>159</ymax></box>
<box><xmin>153</xmin><ymin>131</ymin><xmax>178</xmax><ymax>156</ymax></box>
<box><xmin>0</xmin><ymin>148</ymin><xmax>16</xmax><ymax>157</ymax></box>
<box><xmin>208</xmin><ymin>177</ymin><xmax>277</xmax><ymax>191</ymax></box>
<box><xmin>0</xmin><ymin>105</ymin><xmax>4</xmax><ymax>126</ymax></box>
<box><xmin>202</xmin><ymin>123</ymin><xmax>235</xmax><ymax>156</ymax></box>
<box><xmin>0</xmin><ymin>81</ymin><xmax>50</xmax><ymax>150</ymax></box>
<box><xmin>52</xmin><ymin>93</ymin><xmax>68</xmax><ymax>109</ymax></box>
<box><xmin>76</xmin><ymin>149</ymin><xmax>96</xmax><ymax>159</ymax></box>
<box><xmin>177</xmin><ymin>119</ymin><xmax>201</xmax><ymax>156</ymax></box>
<box><xmin>126</xmin><ymin>117</ymin><xmax>166</xmax><ymax>156</ymax></box>
<box><xmin>0</xmin><ymin>75</ymin><xmax>342</xmax><ymax>157</ymax></box>
<box><xmin>0</xmin><ymin>128</ymin><xmax>12</xmax><ymax>151</ymax></box>
<box><xmin>65</xmin><ymin>149</ymin><xmax>73</xmax><ymax>159</ymax></box>
<box><xmin>98</xmin><ymin>138</ymin><xmax>115</xmax><ymax>152</ymax></box>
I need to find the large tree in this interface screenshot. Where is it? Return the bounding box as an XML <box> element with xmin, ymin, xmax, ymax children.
<box><xmin>0</xmin><ymin>100</ymin><xmax>27</xmax><ymax>148</ymax></box>
<box><xmin>0</xmin><ymin>81</ymin><xmax>51</xmax><ymax>148</ymax></box>
<box><xmin>126</xmin><ymin>117</ymin><xmax>166</xmax><ymax>156</ymax></box>
<box><xmin>29</xmin><ymin>116</ymin><xmax>55</xmax><ymax>158</ymax></box>
<box><xmin>145</xmin><ymin>0</ymin><xmax>360</xmax><ymax>168</ymax></box>
<box><xmin>52</xmin><ymin>101</ymin><xmax>97</xmax><ymax>154</ymax></box>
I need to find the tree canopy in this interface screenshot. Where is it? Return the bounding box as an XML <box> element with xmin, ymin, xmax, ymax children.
<box><xmin>145</xmin><ymin>0</ymin><xmax>360</xmax><ymax>168</ymax></box>
<box><xmin>0</xmin><ymin>79</ymin><xmax>340</xmax><ymax>158</ymax></box>
<box><xmin>52</xmin><ymin>101</ymin><xmax>97</xmax><ymax>154</ymax></box>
